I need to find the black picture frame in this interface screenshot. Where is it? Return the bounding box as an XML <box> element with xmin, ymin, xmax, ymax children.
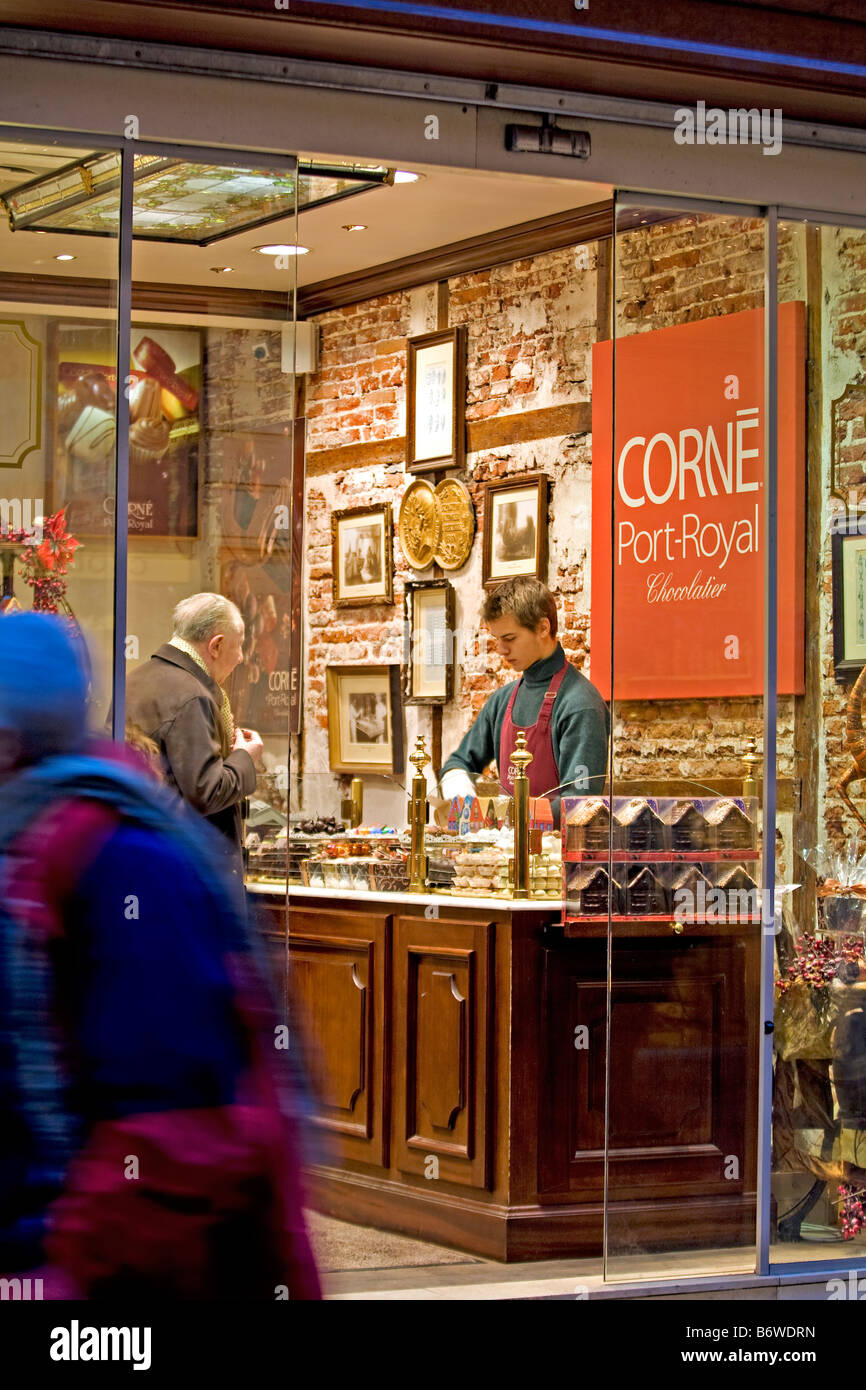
<box><xmin>331</xmin><ymin>503</ymin><xmax>394</xmax><ymax>608</ymax></box>
<box><xmin>831</xmin><ymin>514</ymin><xmax>866</xmax><ymax>678</ymax></box>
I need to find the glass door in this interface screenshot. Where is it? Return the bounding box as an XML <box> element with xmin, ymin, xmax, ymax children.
<box><xmin>0</xmin><ymin>131</ymin><xmax>121</xmax><ymax>723</ymax></box>
<box><xmin>118</xmin><ymin>144</ymin><xmax>301</xmax><ymax>1002</ymax></box>
<box><xmin>596</xmin><ymin>193</ymin><xmax>780</xmax><ymax>1281</ymax></box>
<box><xmin>770</xmin><ymin>212</ymin><xmax>866</xmax><ymax>1274</ymax></box>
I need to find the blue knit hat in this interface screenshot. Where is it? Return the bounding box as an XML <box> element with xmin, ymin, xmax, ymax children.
<box><xmin>0</xmin><ymin>612</ymin><xmax>89</xmax><ymax>759</ymax></box>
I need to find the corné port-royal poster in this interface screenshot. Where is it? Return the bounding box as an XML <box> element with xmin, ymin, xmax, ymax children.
<box><xmin>590</xmin><ymin>301</ymin><xmax>805</xmax><ymax>699</ymax></box>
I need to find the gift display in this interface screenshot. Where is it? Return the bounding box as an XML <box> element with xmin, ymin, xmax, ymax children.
<box><xmin>561</xmin><ymin>793</ymin><xmax>760</xmax><ymax>924</ymax></box>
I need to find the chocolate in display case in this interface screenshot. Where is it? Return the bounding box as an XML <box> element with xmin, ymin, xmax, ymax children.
<box><xmin>246</xmin><ymin>799</ymin><xmax>563</xmax><ymax>900</ymax></box>
<box><xmin>561</xmin><ymin>794</ymin><xmax>760</xmax><ymax>924</ymax></box>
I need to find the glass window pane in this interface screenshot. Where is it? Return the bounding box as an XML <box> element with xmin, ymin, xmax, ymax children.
<box><xmin>772</xmin><ymin>219</ymin><xmax>866</xmax><ymax>1270</ymax></box>
<box><xmin>0</xmin><ymin>136</ymin><xmax>119</xmax><ymax>728</ymax></box>
<box><xmin>122</xmin><ymin>154</ymin><xmax>298</xmax><ymax>930</ymax></box>
<box><xmin>598</xmin><ymin>200</ymin><xmax>781</xmax><ymax>1282</ymax></box>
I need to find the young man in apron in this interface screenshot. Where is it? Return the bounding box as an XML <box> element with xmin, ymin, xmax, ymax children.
<box><xmin>440</xmin><ymin>578</ymin><xmax>609</xmax><ymax>826</ymax></box>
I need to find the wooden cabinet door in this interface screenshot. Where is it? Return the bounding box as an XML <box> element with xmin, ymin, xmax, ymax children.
<box><xmin>539</xmin><ymin>934</ymin><xmax>756</xmax><ymax>1203</ymax></box>
<box><xmin>393</xmin><ymin>915</ymin><xmax>494</xmax><ymax>1189</ymax></box>
<box><xmin>253</xmin><ymin>899</ymin><xmax>288</xmax><ymax>1008</ymax></box>
<box><xmin>289</xmin><ymin>907</ymin><xmax>390</xmax><ymax>1168</ymax></box>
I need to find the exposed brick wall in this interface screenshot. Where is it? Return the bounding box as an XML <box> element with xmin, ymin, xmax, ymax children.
<box><xmin>300</xmin><ymin>248</ymin><xmax>599</xmax><ymax>811</ymax></box>
<box><xmin>306</xmin><ymin>292</ymin><xmax>414</xmax><ymax>451</ymax></box>
<box><xmin>446</xmin><ymin>245</ymin><xmax>597</xmax><ymax>749</ymax></box>
<box><xmin>452</xmin><ymin>247</ymin><xmax>595</xmax><ymax>421</ymax></box>
<box><xmin>296</xmin><ymin>217</ymin><xmax>831</xmax><ymax>847</ymax></box>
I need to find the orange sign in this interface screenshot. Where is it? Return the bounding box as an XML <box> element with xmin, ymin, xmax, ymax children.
<box><xmin>590</xmin><ymin>302</ymin><xmax>805</xmax><ymax>699</ymax></box>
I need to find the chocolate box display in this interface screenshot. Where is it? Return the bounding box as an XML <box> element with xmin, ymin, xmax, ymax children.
<box><xmin>368</xmin><ymin>855</ymin><xmax>410</xmax><ymax>892</ymax></box>
<box><xmin>669</xmin><ymin>865</ymin><xmax>714</xmax><ymax>917</ymax></box>
<box><xmin>663</xmin><ymin>800</ymin><xmax>709</xmax><ymax>852</ymax></box>
<box><xmin>615</xmin><ymin>797</ymin><xmax>665</xmax><ymax>851</ymax></box>
<box><xmin>566</xmin><ymin>864</ymin><xmax>620</xmax><ymax>915</ymax></box>
<box><xmin>705</xmin><ymin>798</ymin><xmax>756</xmax><ymax>851</ymax></box>
<box><xmin>561</xmin><ymin>793</ymin><xmax>759</xmax><ymax>920</ymax></box>
<box><xmin>625</xmin><ymin>865</ymin><xmax>669</xmax><ymax>916</ymax></box>
<box><xmin>565</xmin><ymin>797</ymin><xmax>610</xmax><ymax>852</ymax></box>
<box><xmin>246</xmin><ymin>835</ymin><xmax>288</xmax><ymax>883</ymax></box>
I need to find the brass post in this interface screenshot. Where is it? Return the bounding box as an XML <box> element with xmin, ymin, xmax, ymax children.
<box><xmin>350</xmin><ymin>777</ymin><xmax>364</xmax><ymax>829</ymax></box>
<box><xmin>407</xmin><ymin>735</ymin><xmax>430</xmax><ymax>893</ymax></box>
<box><xmin>510</xmin><ymin>731</ymin><xmax>533</xmax><ymax>899</ymax></box>
<box><xmin>742</xmin><ymin>737</ymin><xmax>760</xmax><ymax>800</ymax></box>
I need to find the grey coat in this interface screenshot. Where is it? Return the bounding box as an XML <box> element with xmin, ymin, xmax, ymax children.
<box><xmin>125</xmin><ymin>643</ymin><xmax>256</xmax><ymax>856</ymax></box>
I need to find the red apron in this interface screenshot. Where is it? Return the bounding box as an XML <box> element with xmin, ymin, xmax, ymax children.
<box><xmin>498</xmin><ymin>665</ymin><xmax>567</xmax><ymax>798</ymax></box>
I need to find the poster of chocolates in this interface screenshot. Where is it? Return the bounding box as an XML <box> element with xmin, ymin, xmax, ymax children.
<box><xmin>218</xmin><ymin>424</ymin><xmax>305</xmax><ymax>737</ymax></box>
<box><xmin>49</xmin><ymin>322</ymin><xmax>201</xmax><ymax>537</ymax></box>
<box><xmin>220</xmin><ymin>546</ymin><xmax>296</xmax><ymax>737</ymax></box>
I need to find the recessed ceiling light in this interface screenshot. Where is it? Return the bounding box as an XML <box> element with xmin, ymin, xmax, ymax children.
<box><xmin>393</xmin><ymin>170</ymin><xmax>421</xmax><ymax>184</ymax></box>
<box><xmin>210</xmin><ymin>265</ymin><xmax>233</xmax><ymax>273</ymax></box>
<box><xmin>342</xmin><ymin>223</ymin><xmax>367</xmax><ymax>232</ymax></box>
<box><xmin>254</xmin><ymin>243</ymin><xmax>310</xmax><ymax>256</ymax></box>
<box><xmin>54</xmin><ymin>253</ymin><xmax>75</xmax><ymax>261</ymax></box>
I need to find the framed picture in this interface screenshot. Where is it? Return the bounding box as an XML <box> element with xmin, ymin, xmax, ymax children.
<box><xmin>332</xmin><ymin>503</ymin><xmax>393</xmax><ymax>607</ymax></box>
<box><xmin>403</xmin><ymin>579</ymin><xmax>455</xmax><ymax>705</ymax></box>
<box><xmin>832</xmin><ymin>516</ymin><xmax>866</xmax><ymax>678</ymax></box>
<box><xmin>326</xmin><ymin>664</ymin><xmax>405</xmax><ymax>776</ymax></box>
<box><xmin>48</xmin><ymin>320</ymin><xmax>201</xmax><ymax>538</ymax></box>
<box><xmin>406</xmin><ymin>326</ymin><xmax>466</xmax><ymax>474</ymax></box>
<box><xmin>482</xmin><ymin>472</ymin><xmax>549</xmax><ymax>589</ymax></box>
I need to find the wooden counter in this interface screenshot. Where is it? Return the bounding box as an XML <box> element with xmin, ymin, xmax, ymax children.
<box><xmin>252</xmin><ymin>882</ymin><xmax>759</xmax><ymax>1262</ymax></box>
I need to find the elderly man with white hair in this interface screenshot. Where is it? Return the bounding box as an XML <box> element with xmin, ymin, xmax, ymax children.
<box><xmin>126</xmin><ymin>592</ymin><xmax>263</xmax><ymax>864</ymax></box>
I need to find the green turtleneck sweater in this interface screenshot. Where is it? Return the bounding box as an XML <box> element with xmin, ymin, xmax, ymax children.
<box><xmin>441</xmin><ymin>644</ymin><xmax>609</xmax><ymax>817</ymax></box>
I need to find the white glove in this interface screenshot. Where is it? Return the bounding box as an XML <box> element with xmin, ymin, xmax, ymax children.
<box><xmin>440</xmin><ymin>768</ymin><xmax>477</xmax><ymax>802</ymax></box>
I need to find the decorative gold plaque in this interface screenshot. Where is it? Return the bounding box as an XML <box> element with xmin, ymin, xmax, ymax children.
<box><xmin>398</xmin><ymin>478</ymin><xmax>439</xmax><ymax>569</ymax></box>
<box><xmin>433</xmin><ymin>477</ymin><xmax>475</xmax><ymax>570</ymax></box>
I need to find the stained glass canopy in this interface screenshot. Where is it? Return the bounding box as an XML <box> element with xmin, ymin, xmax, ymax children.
<box><xmin>1</xmin><ymin>154</ymin><xmax>393</xmax><ymax>244</ymax></box>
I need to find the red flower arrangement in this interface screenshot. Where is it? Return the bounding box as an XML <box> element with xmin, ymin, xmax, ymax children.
<box><xmin>838</xmin><ymin>1184</ymin><xmax>866</xmax><ymax>1240</ymax></box>
<box><xmin>6</xmin><ymin>509</ymin><xmax>82</xmax><ymax>614</ymax></box>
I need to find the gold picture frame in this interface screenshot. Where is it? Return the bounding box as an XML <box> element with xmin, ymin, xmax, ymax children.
<box><xmin>326</xmin><ymin>664</ymin><xmax>405</xmax><ymax>775</ymax></box>
<box><xmin>331</xmin><ymin>503</ymin><xmax>393</xmax><ymax>607</ymax></box>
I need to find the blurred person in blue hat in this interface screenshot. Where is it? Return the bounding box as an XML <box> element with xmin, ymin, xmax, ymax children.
<box><xmin>0</xmin><ymin>613</ymin><xmax>320</xmax><ymax>1299</ymax></box>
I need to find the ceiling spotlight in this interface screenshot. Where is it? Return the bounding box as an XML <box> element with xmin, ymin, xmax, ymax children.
<box><xmin>210</xmin><ymin>265</ymin><xmax>233</xmax><ymax>273</ymax></box>
<box><xmin>342</xmin><ymin>223</ymin><xmax>366</xmax><ymax>232</ymax></box>
<box><xmin>254</xmin><ymin>243</ymin><xmax>309</xmax><ymax>256</ymax></box>
<box><xmin>54</xmin><ymin>253</ymin><xmax>75</xmax><ymax>261</ymax></box>
<box><xmin>393</xmin><ymin>170</ymin><xmax>420</xmax><ymax>184</ymax></box>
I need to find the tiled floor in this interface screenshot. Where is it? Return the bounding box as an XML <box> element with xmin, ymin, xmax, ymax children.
<box><xmin>312</xmin><ymin>1213</ymin><xmax>862</xmax><ymax>1301</ymax></box>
